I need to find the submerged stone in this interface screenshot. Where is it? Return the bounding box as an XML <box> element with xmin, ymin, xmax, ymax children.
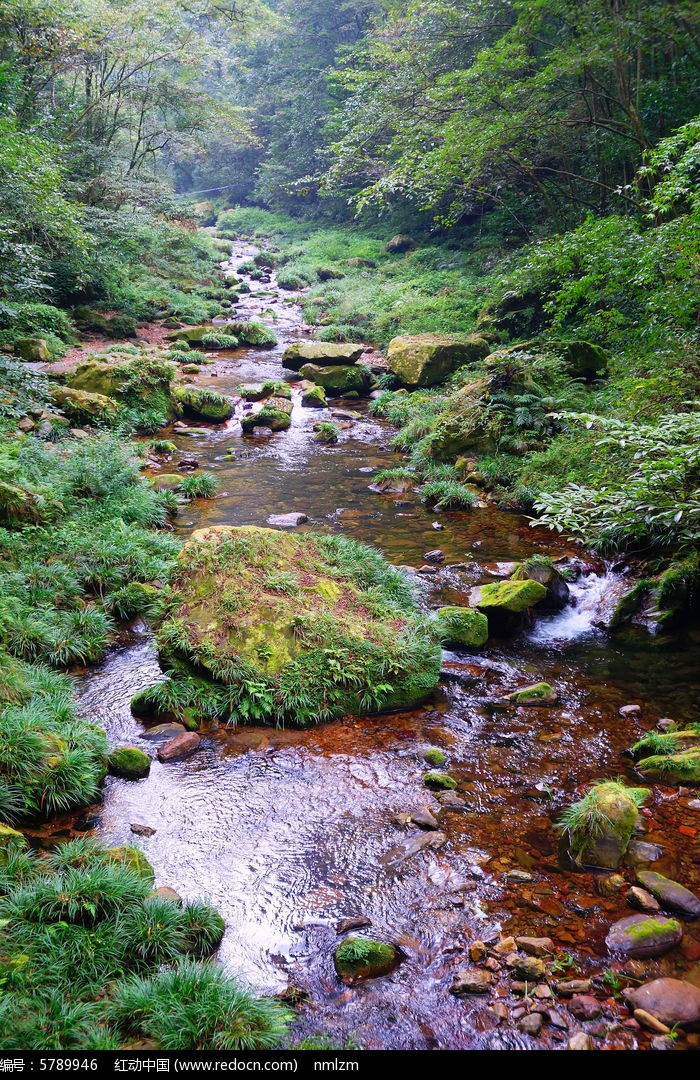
<box><xmin>424</xmin><ymin>771</ymin><xmax>457</xmax><ymax>790</ymax></box>
<box><xmin>507</xmin><ymin>681</ymin><xmax>558</xmax><ymax>705</ymax></box>
<box><xmin>386</xmin><ymin>333</ymin><xmax>490</xmax><ymax>388</ymax></box>
<box><xmin>636</xmin><ymin>870</ymin><xmax>700</xmax><ymax>917</ymax></box>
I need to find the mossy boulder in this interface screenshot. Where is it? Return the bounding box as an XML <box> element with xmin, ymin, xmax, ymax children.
<box><xmin>154</xmin><ymin>526</ymin><xmax>441</xmax><ymax>727</ymax></box>
<box><xmin>507</xmin><ymin>681</ymin><xmax>558</xmax><ymax>705</ymax></box>
<box><xmin>237</xmin><ymin>384</ymin><xmax>267</xmax><ymax>402</ymax></box>
<box><xmin>436</xmin><ymin>606</ymin><xmax>489</xmax><ymax>648</ymax></box>
<box><xmin>476</xmin><ymin>580</ymin><xmax>547</xmax><ymax>616</ymax></box>
<box><xmin>428</xmin><ymin>378</ymin><xmax>496</xmax><ymax>458</ymax></box>
<box><xmin>108</xmin><ymin>746</ymin><xmax>152</xmax><ymax>780</ymax></box>
<box><xmin>0</xmin><ymin>823</ymin><xmax>28</xmax><ymax>860</ymax></box>
<box><xmin>301</xmin><ymin>383</ymin><xmax>327</xmax><ymax>408</ymax></box>
<box><xmin>50</xmin><ymin>386</ymin><xmax>119</xmax><ymax>424</ymax></box>
<box><xmin>14</xmin><ymin>337</ymin><xmax>50</xmax><ymax>362</ymax></box>
<box><xmin>172</xmin><ymin>385</ymin><xmax>234</xmax><ymax>422</ymax></box>
<box><xmin>549</xmin><ymin>340</ymin><xmax>609</xmax><ymax>380</ymax></box>
<box><xmin>636</xmin><ymin>871</ymin><xmax>700</xmax><ymax>917</ymax></box>
<box><xmin>167</xmin><ymin>325</ymin><xmax>214</xmax><ymax>345</ymax></box>
<box><xmin>106</xmin><ymin>845</ymin><xmax>155</xmax><ymax>882</ymax></box>
<box><xmin>385</xmin><ymin>234</ymin><xmax>414</xmax><ymax>254</ymax></box>
<box><xmin>229</xmin><ymin>321</ymin><xmax>278</xmax><ymax>348</ymax></box>
<box><xmin>334</xmin><ymin>937</ymin><xmax>400</xmax><ymax>983</ymax></box>
<box><xmin>605</xmin><ymin>914</ymin><xmax>682</xmax><ymax>959</ymax></box>
<box><xmin>422</xmin><ymin>747</ymin><xmax>446</xmax><ymax>767</ymax></box>
<box><xmin>424</xmin><ymin>771</ymin><xmax>457</xmax><ymax>790</ymax></box>
<box><xmin>66</xmin><ymin>356</ymin><xmax>176</xmax><ymax>414</ymax></box>
<box><xmin>240</xmin><ymin>397</ymin><xmax>293</xmax><ymax>432</ymax></box>
<box><xmin>637</xmin><ymin>748</ymin><xmax>700</xmax><ymax>785</ymax></box>
<box><xmin>297</xmin><ymin>363</ymin><xmax>372</xmax><ymax>396</ymax></box>
<box><xmin>511</xmin><ymin>557</ymin><xmax>570</xmax><ymax>612</ymax></box>
<box><xmin>559</xmin><ymin>780</ymin><xmax>645</xmax><ymax>871</ymax></box>
<box><xmin>386</xmin><ymin>333</ymin><xmax>490</xmax><ymax>388</ymax></box>
<box><xmin>149</xmin><ymin>473</ymin><xmax>185</xmax><ymax>492</ymax></box>
<box><xmin>282</xmin><ymin>341</ymin><xmax>364</xmax><ymax>370</ymax></box>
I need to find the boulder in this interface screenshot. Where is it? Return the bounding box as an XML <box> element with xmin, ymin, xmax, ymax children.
<box><xmin>424</xmin><ymin>771</ymin><xmax>457</xmax><ymax>790</ymax></box>
<box><xmin>476</xmin><ymin>579</ymin><xmax>547</xmax><ymax>614</ymax></box>
<box><xmin>0</xmin><ymin>823</ymin><xmax>28</xmax><ymax>861</ymax></box>
<box><xmin>14</xmin><ymin>337</ymin><xmax>50</xmax><ymax>362</ymax></box>
<box><xmin>154</xmin><ymin>525</ymin><xmax>441</xmax><ymax>727</ymax></box>
<box><xmin>282</xmin><ymin>342</ymin><xmax>364</xmax><ymax>370</ymax></box>
<box><xmin>228</xmin><ymin>321</ymin><xmax>278</xmax><ymax>348</ymax></box>
<box><xmin>605</xmin><ymin>914</ymin><xmax>682</xmax><ymax>959</ymax></box>
<box><xmin>167</xmin><ymin>325</ymin><xmax>214</xmax><ymax>345</ymax></box>
<box><xmin>421</xmin><ymin>747</ymin><xmax>446</xmax><ymax>767</ymax></box>
<box><xmin>106</xmin><ymin>845</ymin><xmax>154</xmax><ymax>882</ymax></box>
<box><xmin>334</xmin><ymin>937</ymin><xmax>400</xmax><ymax>983</ymax></box>
<box><xmin>237</xmin><ymin>384</ymin><xmax>267</xmax><ymax>401</ymax></box>
<box><xmin>149</xmin><ymin>473</ymin><xmax>184</xmax><ymax>492</ymax></box>
<box><xmin>386</xmin><ymin>334</ymin><xmax>490</xmax><ymax>388</ymax></box>
<box><xmin>172</xmin><ymin>385</ymin><xmax>234</xmax><ymax>422</ymax></box>
<box><xmin>297</xmin><ymin>363</ymin><xmax>372</xmax><ymax>396</ymax></box>
<box><xmin>559</xmin><ymin>780</ymin><xmax>644</xmax><ymax>870</ymax></box>
<box><xmin>637</xmin><ymin>747</ymin><xmax>700</xmax><ymax>785</ymax></box>
<box><xmin>108</xmin><ymin>746</ymin><xmax>151</xmax><ymax>780</ymax></box>
<box><xmin>507</xmin><ymin>681</ymin><xmax>558</xmax><ymax>705</ymax></box>
<box><xmin>436</xmin><ymin>606</ymin><xmax>489</xmax><ymax>648</ymax></box>
<box><xmin>636</xmin><ymin>871</ymin><xmax>700</xmax><ymax>917</ymax></box>
<box><xmin>50</xmin><ymin>386</ymin><xmax>119</xmax><ymax>423</ymax></box>
<box><xmin>157</xmin><ymin>731</ymin><xmax>201</xmax><ymax>762</ymax></box>
<box><xmin>66</xmin><ymin>356</ymin><xmax>175</xmax><ymax>413</ymax></box>
<box><xmin>511</xmin><ymin>557</ymin><xmax>570</xmax><ymax>611</ymax></box>
<box><xmin>241</xmin><ymin>397</ymin><xmax>293</xmax><ymax>432</ymax></box>
<box><xmin>140</xmin><ymin>722</ymin><xmax>188</xmax><ymax>742</ymax></box>
<box><xmin>549</xmin><ymin>340</ymin><xmax>609</xmax><ymax>380</ymax></box>
<box><xmin>515</xmin><ymin>937</ymin><xmax>553</xmax><ymax>957</ymax></box>
<box><xmin>627</xmin><ymin>886</ymin><xmax>661</xmax><ymax>913</ymax></box>
<box><xmin>623</xmin><ymin>979</ymin><xmax>700</xmax><ymax>1030</ymax></box>
<box><xmin>300</xmin><ymin>383</ymin><xmax>327</xmax><ymax>408</ymax></box>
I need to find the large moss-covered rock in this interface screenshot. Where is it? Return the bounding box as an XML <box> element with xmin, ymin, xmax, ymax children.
<box><xmin>172</xmin><ymin>385</ymin><xmax>234</xmax><ymax>422</ymax></box>
<box><xmin>558</xmin><ymin>780</ymin><xmax>646</xmax><ymax>870</ymax></box>
<box><xmin>334</xmin><ymin>937</ymin><xmax>400</xmax><ymax>983</ymax></box>
<box><xmin>167</xmin><ymin>325</ymin><xmax>214</xmax><ymax>345</ymax></box>
<box><xmin>436</xmin><ymin>606</ymin><xmax>489</xmax><ymax>648</ymax></box>
<box><xmin>66</xmin><ymin>356</ymin><xmax>176</xmax><ymax>417</ymax></box>
<box><xmin>297</xmin><ymin>363</ymin><xmax>372</xmax><ymax>396</ymax></box>
<box><xmin>476</xmin><ymin>580</ymin><xmax>547</xmax><ymax>614</ymax></box>
<box><xmin>240</xmin><ymin>397</ymin><xmax>293</xmax><ymax>432</ymax></box>
<box><xmin>51</xmin><ymin>386</ymin><xmax>119</xmax><ymax>424</ymax></box>
<box><xmin>511</xmin><ymin>556</ymin><xmax>570</xmax><ymax>611</ymax></box>
<box><xmin>0</xmin><ymin>823</ymin><xmax>28</xmax><ymax>861</ymax></box>
<box><xmin>605</xmin><ymin>914</ymin><xmax>682</xmax><ymax>959</ymax></box>
<box><xmin>386</xmin><ymin>334</ymin><xmax>490</xmax><ymax>388</ymax></box>
<box><xmin>108</xmin><ymin>746</ymin><xmax>151</xmax><ymax>780</ymax></box>
<box><xmin>637</xmin><ymin>748</ymin><xmax>700</xmax><ymax>785</ymax></box>
<box><xmin>14</xmin><ymin>337</ymin><xmax>50</xmax><ymax>362</ymax></box>
<box><xmin>228</xmin><ymin>321</ymin><xmax>278</xmax><ymax>348</ymax></box>
<box><xmin>106</xmin><ymin>845</ymin><xmax>155</xmax><ymax>882</ymax></box>
<box><xmin>549</xmin><ymin>340</ymin><xmax>609</xmax><ymax>380</ymax></box>
<box><xmin>154</xmin><ymin>526</ymin><xmax>441</xmax><ymax>726</ymax></box>
<box><xmin>282</xmin><ymin>341</ymin><xmax>364</xmax><ymax>370</ymax></box>
<box><xmin>300</xmin><ymin>382</ymin><xmax>327</xmax><ymax>408</ymax></box>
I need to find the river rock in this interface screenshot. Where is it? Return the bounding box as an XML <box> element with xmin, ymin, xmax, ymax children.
<box><xmin>515</xmin><ymin>937</ymin><xmax>554</xmax><ymax>957</ymax></box>
<box><xmin>108</xmin><ymin>746</ymin><xmax>151</xmax><ymax>780</ymax></box>
<box><xmin>300</xmin><ymin>382</ymin><xmax>327</xmax><ymax>407</ymax></box>
<box><xmin>380</xmin><ymin>832</ymin><xmax>446</xmax><ymax>864</ymax></box>
<box><xmin>336</xmin><ymin>916</ymin><xmax>372</xmax><ymax>934</ymax></box>
<box><xmin>637</xmin><ymin>747</ymin><xmax>700</xmax><ymax>785</ymax></box>
<box><xmin>619</xmin><ymin>704</ymin><xmax>641</xmax><ymax>717</ymax></box>
<box><xmin>422</xmin><ymin>747</ymin><xmax>446</xmax><ymax>767</ymax></box>
<box><xmin>334</xmin><ymin>937</ymin><xmax>399</xmax><ymax>983</ymax></box>
<box><xmin>140</xmin><ymin>722</ymin><xmax>188</xmax><ymax>742</ymax></box>
<box><xmin>386</xmin><ymin>333</ymin><xmax>489</xmax><ymax>388</ymax></box>
<box><xmin>623</xmin><ymin>978</ymin><xmax>700</xmax><ymax>1029</ymax></box>
<box><xmin>450</xmin><ymin>969</ymin><xmax>492</xmax><ymax>995</ymax></box>
<box><xmin>267</xmin><ymin>512</ymin><xmax>309</xmax><ymax>528</ymax></box>
<box><xmin>106</xmin><ymin>846</ymin><xmax>154</xmax><ymax>882</ymax></box>
<box><xmin>559</xmin><ymin>780</ymin><xmax>642</xmax><ymax>870</ymax></box>
<box><xmin>153</xmin><ymin>525</ymin><xmax>441</xmax><ymax>727</ymax></box>
<box><xmin>627</xmin><ymin>886</ymin><xmax>661</xmax><ymax>913</ymax></box>
<box><xmin>469</xmin><ymin>941</ymin><xmax>488</xmax><ymax>962</ymax></box>
<box><xmin>410</xmin><ymin>806</ymin><xmax>441</xmax><ymax>831</ymax></box>
<box><xmin>228</xmin><ymin>321</ymin><xmax>278</xmax><ymax>348</ymax></box>
<box><xmin>569</xmin><ymin>995</ymin><xmax>602</xmax><ymax>1021</ymax></box>
<box><xmin>157</xmin><ymin>731</ymin><xmax>201</xmax><ymax>762</ymax></box>
<box><xmin>50</xmin><ymin>386</ymin><xmax>119</xmax><ymax>423</ymax></box>
<box><xmin>507</xmin><ymin>681</ymin><xmax>558</xmax><ymax>705</ymax></box>
<box><xmin>475</xmin><ymin>579</ymin><xmax>547</xmax><ymax>614</ymax></box>
<box><xmin>568</xmin><ymin>1032</ymin><xmax>593</xmax><ymax>1050</ymax></box>
<box><xmin>297</xmin><ymin>362</ymin><xmax>372</xmax><ymax>396</ymax></box>
<box><xmin>424</xmin><ymin>771</ymin><xmax>457</xmax><ymax>790</ymax></box>
<box><xmin>237</xmin><ymin>384</ymin><xmax>267</xmax><ymax>401</ymax></box>
<box><xmin>555</xmin><ymin>980</ymin><xmax>592</xmax><ymax>997</ymax></box>
<box><xmin>636</xmin><ymin>870</ymin><xmax>700</xmax><ymax>916</ymax></box>
<box><xmin>510</xmin><ymin>955</ymin><xmax>546</xmax><ymax>980</ymax></box>
<box><xmin>436</xmin><ymin>606</ymin><xmax>489</xmax><ymax>648</ymax></box>
<box><xmin>518</xmin><ymin>1013</ymin><xmax>543</xmax><ymax>1036</ymax></box>
<box><xmin>172</xmin><ymin>385</ymin><xmax>234</xmax><ymax>422</ymax></box>
<box><xmin>282</xmin><ymin>342</ymin><xmax>365</xmax><ymax>370</ymax></box>
<box><xmin>511</xmin><ymin>557</ymin><xmax>570</xmax><ymax>611</ymax></box>
<box><xmin>150</xmin><ymin>885</ymin><xmax>182</xmax><ymax>904</ymax></box>
<box><xmin>434</xmin><ymin>791</ymin><xmax>467</xmax><ymax>808</ymax></box>
<box><xmin>130</xmin><ymin>823</ymin><xmax>156</xmax><ymax>836</ymax></box>
<box><xmin>241</xmin><ymin>397</ymin><xmax>293</xmax><ymax>432</ymax></box>
<box><xmin>605</xmin><ymin>914</ymin><xmax>682</xmax><ymax>959</ymax></box>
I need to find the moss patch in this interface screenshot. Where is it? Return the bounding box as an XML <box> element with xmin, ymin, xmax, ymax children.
<box><xmin>334</xmin><ymin>937</ymin><xmax>399</xmax><ymax>983</ymax></box>
<box><xmin>476</xmin><ymin>579</ymin><xmax>547</xmax><ymax>613</ymax></box>
<box><xmin>108</xmin><ymin>746</ymin><xmax>151</xmax><ymax>780</ymax></box>
<box><xmin>424</xmin><ymin>770</ymin><xmax>457</xmax><ymax>790</ymax></box>
<box><xmin>436</xmin><ymin>606</ymin><xmax>488</xmax><ymax>648</ymax></box>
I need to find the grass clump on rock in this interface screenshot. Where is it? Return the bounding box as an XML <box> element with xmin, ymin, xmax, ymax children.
<box><xmin>0</xmin><ymin>837</ymin><xmax>288</xmax><ymax>1050</ymax></box>
<box><xmin>150</xmin><ymin>526</ymin><xmax>441</xmax><ymax>728</ymax></box>
<box><xmin>557</xmin><ymin>778</ymin><xmax>648</xmax><ymax>870</ymax></box>
<box><xmin>334</xmin><ymin>937</ymin><xmax>399</xmax><ymax>983</ymax></box>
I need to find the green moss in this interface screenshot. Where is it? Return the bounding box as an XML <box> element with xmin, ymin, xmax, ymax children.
<box><xmin>422</xmin><ymin>747</ymin><xmax>446</xmax><ymax>767</ymax></box>
<box><xmin>637</xmin><ymin>749</ymin><xmax>700</xmax><ymax>783</ymax></box>
<box><xmin>297</xmin><ymin>363</ymin><xmax>371</xmax><ymax>395</ymax></box>
<box><xmin>334</xmin><ymin>937</ymin><xmax>398</xmax><ymax>981</ymax></box>
<box><xmin>241</xmin><ymin>401</ymin><xmax>292</xmax><ymax>432</ymax></box>
<box><xmin>625</xmin><ymin>917</ymin><xmax>681</xmax><ymax>944</ymax></box>
<box><xmin>172</xmin><ymin>385</ymin><xmax>234</xmax><ymax>422</ymax></box>
<box><xmin>557</xmin><ymin>779</ymin><xmax>648</xmax><ymax>865</ymax></box>
<box><xmin>301</xmin><ymin>383</ymin><xmax>327</xmax><ymax>407</ymax></box>
<box><xmin>424</xmin><ymin>770</ymin><xmax>457</xmax><ymax>790</ymax></box>
<box><xmin>108</xmin><ymin>747</ymin><xmax>151</xmax><ymax>780</ymax></box>
<box><xmin>106</xmin><ymin>846</ymin><xmax>155</xmax><ymax>883</ymax></box>
<box><xmin>476</xmin><ymin>579</ymin><xmax>547</xmax><ymax>613</ymax></box>
<box><xmin>507</xmin><ymin>681</ymin><xmax>557</xmax><ymax>704</ymax></box>
<box><xmin>436</xmin><ymin>606</ymin><xmax>488</xmax><ymax>648</ymax></box>
<box><xmin>230</xmin><ymin>321</ymin><xmax>278</xmax><ymax>348</ymax></box>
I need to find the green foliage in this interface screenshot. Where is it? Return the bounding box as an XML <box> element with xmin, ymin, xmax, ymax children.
<box><xmin>420</xmin><ymin>479</ymin><xmax>476</xmax><ymax>510</ymax></box>
<box><xmin>179</xmin><ymin>472</ymin><xmax>218</xmax><ymax>499</ymax></box>
<box><xmin>556</xmin><ymin>779</ymin><xmax>649</xmax><ymax>858</ymax></box>
<box><xmin>313</xmin><ymin>422</ymin><xmax>339</xmax><ymax>444</ymax></box>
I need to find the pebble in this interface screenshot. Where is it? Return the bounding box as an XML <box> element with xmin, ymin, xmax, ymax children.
<box><xmin>596</xmin><ymin>873</ymin><xmax>625</xmax><ymax>897</ymax></box>
<box><xmin>547</xmin><ymin>1009</ymin><xmax>569</xmax><ymax>1030</ymax></box>
<box><xmin>619</xmin><ymin>704</ymin><xmax>641</xmax><ymax>717</ymax></box>
<box><xmin>423</xmin><ymin>549</ymin><xmax>445</xmax><ymax>563</ymax></box>
<box><xmin>416</xmin><ymin>564</ymin><xmax>439</xmax><ymax>574</ymax></box>
<box><xmin>567</xmin><ymin>1032</ymin><xmax>593</xmax><ymax>1050</ymax></box>
<box><xmin>534</xmin><ymin>985</ymin><xmax>552</xmax><ymax>1000</ymax></box>
<box><xmin>569</xmin><ymin>994</ymin><xmax>602</xmax><ymax>1020</ymax></box>
<box><xmin>556</xmin><ymin>979</ymin><xmax>592</xmax><ymax>997</ymax></box>
<box><xmin>493</xmin><ymin>936</ymin><xmax>517</xmax><ymax>956</ymax></box>
<box><xmin>468</xmin><ymin>941</ymin><xmax>487</xmax><ymax>963</ymax></box>
<box><xmin>450</xmin><ymin>969</ymin><xmax>492</xmax><ymax>996</ymax></box>
<box><xmin>511</xmin><ymin>956</ymin><xmax>546</xmax><ymax>981</ymax></box>
<box><xmin>483</xmin><ymin>957</ymin><xmax>501</xmax><ymax>972</ymax></box>
<box><xmin>518</xmin><ymin>1013</ymin><xmax>542</xmax><ymax>1036</ymax></box>
<box><xmin>516</xmin><ymin>936</ymin><xmax>553</xmax><ymax>956</ymax></box>
<box><xmin>130</xmin><ymin>823</ymin><xmax>156</xmax><ymax>836</ymax></box>
<box><xmin>503</xmin><ymin>869</ymin><xmax>533</xmax><ymax>883</ymax></box>
<box><xmin>650</xmin><ymin>1036</ymin><xmax>675</xmax><ymax>1051</ymax></box>
<box><xmin>267</xmin><ymin>512</ymin><xmax>309</xmax><ymax>528</ymax></box>
<box><xmin>624</xmin><ymin>978</ymin><xmax>700</xmax><ymax>1028</ymax></box>
<box><xmin>626</xmin><ymin>885</ymin><xmax>660</xmax><ymax>913</ymax></box>
<box><xmin>434</xmin><ymin>791</ymin><xmax>466</xmax><ymax>808</ymax></box>
<box><xmin>336</xmin><ymin>915</ymin><xmax>372</xmax><ymax>934</ymax></box>
<box><xmin>489</xmin><ymin>1003</ymin><xmax>509</xmax><ymax>1023</ymax></box>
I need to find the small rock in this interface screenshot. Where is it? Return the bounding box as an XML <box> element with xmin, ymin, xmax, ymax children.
<box><xmin>569</xmin><ymin>995</ymin><xmax>602</xmax><ymax>1021</ymax></box>
<box><xmin>150</xmin><ymin>885</ymin><xmax>182</xmax><ymax>904</ymax></box>
<box><xmin>423</xmin><ymin>549</ymin><xmax>444</xmax><ymax>563</ymax></box>
<box><xmin>450</xmin><ymin>969</ymin><xmax>492</xmax><ymax>996</ymax></box>
<box><xmin>534</xmin><ymin>984</ymin><xmax>552</xmax><ymax>999</ymax></box>
<box><xmin>567</xmin><ymin>1032</ymin><xmax>593</xmax><ymax>1050</ymax></box>
<box><xmin>336</xmin><ymin>916</ymin><xmax>372</xmax><ymax>934</ymax></box>
<box><xmin>483</xmin><ymin>957</ymin><xmax>501</xmax><ymax>972</ymax></box>
<box><xmin>416</xmin><ymin>564</ymin><xmax>440</xmax><ymax>574</ymax></box>
<box><xmin>518</xmin><ymin>1013</ymin><xmax>542</xmax><ymax>1036</ymax></box>
<box><xmin>626</xmin><ymin>839</ymin><xmax>664</xmax><ymax>864</ymax></box>
<box><xmin>556</xmin><ymin>980</ymin><xmax>592</xmax><ymax>997</ymax></box>
<box><xmin>410</xmin><ymin>807</ymin><xmax>441</xmax><ymax>831</ymax></box>
<box><xmin>596</xmin><ymin>873</ymin><xmax>626</xmax><ymax>897</ymax></box>
<box><xmin>650</xmin><ymin>1036</ymin><xmax>675</xmax><ymax>1050</ymax></box>
<box><xmin>504</xmin><ymin>869</ymin><xmax>534</xmax><ymax>884</ymax></box>
<box><xmin>130</xmin><ymin>823</ymin><xmax>156</xmax><ymax>837</ymax></box>
<box><xmin>547</xmin><ymin>1008</ymin><xmax>569</xmax><ymax>1030</ymax></box>
<box><xmin>468</xmin><ymin>940</ymin><xmax>487</xmax><ymax>963</ymax></box>
<box><xmin>141</xmin><ymin>722</ymin><xmax>187</xmax><ymax>743</ymax></box>
<box><xmin>605</xmin><ymin>913</ymin><xmax>682</xmax><ymax>959</ymax></box>
<box><xmin>157</xmin><ymin>731</ymin><xmax>201</xmax><ymax>762</ymax></box>
<box><xmin>637</xmin><ymin>869</ymin><xmax>700</xmax><ymax>917</ymax></box>
<box><xmin>392</xmin><ymin>812</ymin><xmax>412</xmax><ymax>827</ymax></box>
<box><xmin>512</xmin><ymin>956</ymin><xmax>546</xmax><ymax>981</ymax></box>
<box><xmin>627</xmin><ymin>886</ymin><xmax>661</xmax><ymax>913</ymax></box>
<box><xmin>178</xmin><ymin>457</ymin><xmax>199</xmax><ymax>469</ymax></box>
<box><xmin>619</xmin><ymin>704</ymin><xmax>641</xmax><ymax>717</ymax></box>
<box><xmin>267</xmin><ymin>512</ymin><xmax>309</xmax><ymax>528</ymax></box>
<box><xmin>434</xmin><ymin>791</ymin><xmax>466</xmax><ymax>808</ymax></box>
<box><xmin>490</xmin><ymin>1002</ymin><xmax>509</xmax><ymax>1023</ymax></box>
<box><xmin>634</xmin><ymin>1009</ymin><xmax>671</xmax><ymax>1035</ymax></box>
<box><xmin>657</xmin><ymin>718</ymin><xmax>675</xmax><ymax>732</ymax></box>
<box><xmin>623</xmin><ymin>978</ymin><xmax>700</xmax><ymax>1028</ymax></box>
<box><xmin>516</xmin><ymin>936</ymin><xmax>554</xmax><ymax>957</ymax></box>
<box><xmin>493</xmin><ymin>936</ymin><xmax>517</xmax><ymax>956</ymax></box>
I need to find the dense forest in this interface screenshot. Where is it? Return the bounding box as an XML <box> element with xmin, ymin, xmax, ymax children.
<box><xmin>1</xmin><ymin>0</ymin><xmax>700</xmax><ymax>1055</ymax></box>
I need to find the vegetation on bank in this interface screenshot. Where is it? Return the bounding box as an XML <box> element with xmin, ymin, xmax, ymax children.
<box><xmin>0</xmin><ymin>834</ymin><xmax>290</xmax><ymax>1050</ymax></box>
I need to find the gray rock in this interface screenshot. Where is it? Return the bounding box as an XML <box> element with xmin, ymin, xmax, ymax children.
<box><xmin>626</xmin><ymin>840</ymin><xmax>664</xmax><ymax>864</ymax></box>
<box><xmin>605</xmin><ymin>913</ymin><xmax>682</xmax><ymax>959</ymax></box>
<box><xmin>267</xmin><ymin>512</ymin><xmax>309</xmax><ymax>528</ymax></box>
<box><xmin>157</xmin><ymin>731</ymin><xmax>201</xmax><ymax>762</ymax></box>
<box><xmin>619</xmin><ymin>704</ymin><xmax>641</xmax><ymax>717</ymax></box>
<box><xmin>504</xmin><ymin>869</ymin><xmax>533</xmax><ymax>883</ymax></box>
<box><xmin>336</xmin><ymin>915</ymin><xmax>372</xmax><ymax>934</ymax></box>
<box><xmin>626</xmin><ymin>886</ymin><xmax>660</xmax><ymax>913</ymax></box>
<box><xmin>130</xmin><ymin>823</ymin><xmax>156</xmax><ymax>837</ymax></box>
<box><xmin>450</xmin><ymin>969</ymin><xmax>492</xmax><ymax>995</ymax></box>
<box><xmin>556</xmin><ymin>980</ymin><xmax>592</xmax><ymax>997</ymax></box>
<box><xmin>515</xmin><ymin>936</ymin><xmax>554</xmax><ymax>957</ymax></box>
<box><xmin>410</xmin><ymin>806</ymin><xmax>441</xmax><ymax>831</ymax></box>
<box><xmin>434</xmin><ymin>791</ymin><xmax>467</xmax><ymax>808</ymax></box>
<box><xmin>650</xmin><ymin>1036</ymin><xmax>675</xmax><ymax>1050</ymax></box>
<box><xmin>637</xmin><ymin>870</ymin><xmax>700</xmax><ymax>917</ymax></box>
<box><xmin>624</xmin><ymin>979</ymin><xmax>700</xmax><ymax>1029</ymax></box>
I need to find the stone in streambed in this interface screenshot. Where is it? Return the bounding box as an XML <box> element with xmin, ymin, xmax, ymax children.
<box><xmin>50</xmin><ymin>386</ymin><xmax>119</xmax><ymax>423</ymax></box>
<box><xmin>237</xmin><ymin>384</ymin><xmax>267</xmax><ymax>401</ymax></box>
<box><xmin>149</xmin><ymin>473</ymin><xmax>185</xmax><ymax>492</ymax></box>
<box><xmin>475</xmin><ymin>579</ymin><xmax>547</xmax><ymax>614</ymax></box>
<box><xmin>130</xmin><ymin>823</ymin><xmax>156</xmax><ymax>836</ymax></box>
<box><xmin>637</xmin><ymin>747</ymin><xmax>700</xmax><ymax>785</ymax></box>
<box><xmin>569</xmin><ymin>995</ymin><xmax>602</xmax><ymax>1021</ymax></box>
<box><xmin>421</xmin><ymin>747</ymin><xmax>446</xmax><ymax>767</ymax></box>
<box><xmin>241</xmin><ymin>397</ymin><xmax>293</xmax><ymax>432</ymax></box>
<box><xmin>282</xmin><ymin>342</ymin><xmax>365</xmax><ymax>370</ymax></box>
<box><xmin>267</xmin><ymin>512</ymin><xmax>308</xmax><ymax>528</ymax></box>
<box><xmin>410</xmin><ymin>806</ymin><xmax>441</xmax><ymax>831</ymax></box>
<box><xmin>559</xmin><ymin>780</ymin><xmax>644</xmax><ymax>870</ymax></box>
<box><xmin>567</xmin><ymin>1032</ymin><xmax>593</xmax><ymax>1050</ymax></box>
<box><xmin>336</xmin><ymin>916</ymin><xmax>372</xmax><ymax>934</ymax></box>
<box><xmin>108</xmin><ymin>746</ymin><xmax>151</xmax><ymax>780</ymax></box>
<box><xmin>301</xmin><ymin>382</ymin><xmax>327</xmax><ymax>407</ymax></box>
<box><xmin>334</xmin><ymin>937</ymin><xmax>399</xmax><ymax>983</ymax></box>
<box><xmin>515</xmin><ymin>937</ymin><xmax>554</xmax><ymax>956</ymax></box>
<box><xmin>508</xmin><ymin>955</ymin><xmax>546</xmax><ymax>980</ymax></box>
<box><xmin>157</xmin><ymin>731</ymin><xmax>201</xmax><ymax>762</ymax></box>
<box><xmin>518</xmin><ymin>1013</ymin><xmax>542</xmax><ymax>1036</ymax></box>
<box><xmin>627</xmin><ymin>886</ymin><xmax>661</xmax><ymax>913</ymax></box>
<box><xmin>386</xmin><ymin>333</ymin><xmax>490</xmax><ymax>389</ymax></box>
<box><xmin>507</xmin><ymin>681</ymin><xmax>558</xmax><ymax>705</ymax></box>
<box><xmin>624</xmin><ymin>978</ymin><xmax>700</xmax><ymax>1029</ymax></box>
<box><xmin>636</xmin><ymin>870</ymin><xmax>700</xmax><ymax>917</ymax></box>
<box><xmin>605</xmin><ymin>914</ymin><xmax>682</xmax><ymax>959</ymax></box>
<box><xmin>297</xmin><ymin>363</ymin><xmax>372</xmax><ymax>396</ymax></box>
<box><xmin>140</xmin><ymin>723</ymin><xmax>188</xmax><ymax>743</ymax></box>
<box><xmin>172</xmin><ymin>385</ymin><xmax>234</xmax><ymax>422</ymax></box>
<box><xmin>424</xmin><ymin>771</ymin><xmax>457</xmax><ymax>790</ymax></box>
<box><xmin>436</xmin><ymin>606</ymin><xmax>489</xmax><ymax>649</ymax></box>
<box><xmin>511</xmin><ymin>556</ymin><xmax>570</xmax><ymax>611</ymax></box>
<box><xmin>450</xmin><ymin>969</ymin><xmax>492</xmax><ymax>996</ymax></box>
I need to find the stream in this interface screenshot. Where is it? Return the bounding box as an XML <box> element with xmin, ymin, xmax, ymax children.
<box><xmin>68</xmin><ymin>244</ymin><xmax>700</xmax><ymax>1050</ymax></box>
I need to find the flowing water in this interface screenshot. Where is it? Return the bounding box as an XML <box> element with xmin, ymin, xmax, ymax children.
<box><xmin>67</xmin><ymin>245</ymin><xmax>700</xmax><ymax>1050</ymax></box>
